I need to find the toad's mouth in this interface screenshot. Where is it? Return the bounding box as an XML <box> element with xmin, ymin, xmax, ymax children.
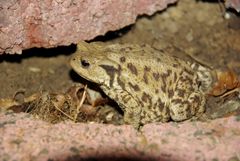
<box><xmin>72</xmin><ymin>68</ymin><xmax>105</xmax><ymax>86</ymax></box>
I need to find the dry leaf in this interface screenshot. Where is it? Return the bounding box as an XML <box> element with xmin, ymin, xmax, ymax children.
<box><xmin>0</xmin><ymin>98</ymin><xmax>19</xmax><ymax>111</ymax></box>
<box><xmin>209</xmin><ymin>69</ymin><xmax>239</xmax><ymax>96</ymax></box>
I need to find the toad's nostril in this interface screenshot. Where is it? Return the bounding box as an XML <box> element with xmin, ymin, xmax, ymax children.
<box><xmin>81</xmin><ymin>59</ymin><xmax>90</xmax><ymax>68</ymax></box>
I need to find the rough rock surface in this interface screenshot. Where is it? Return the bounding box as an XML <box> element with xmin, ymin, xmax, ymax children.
<box><xmin>0</xmin><ymin>112</ymin><xmax>240</xmax><ymax>161</ymax></box>
<box><xmin>0</xmin><ymin>0</ymin><xmax>177</xmax><ymax>54</ymax></box>
<box><xmin>225</xmin><ymin>0</ymin><xmax>240</xmax><ymax>12</ymax></box>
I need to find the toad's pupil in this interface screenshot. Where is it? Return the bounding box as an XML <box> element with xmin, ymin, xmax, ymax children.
<box><xmin>81</xmin><ymin>59</ymin><xmax>90</xmax><ymax>68</ymax></box>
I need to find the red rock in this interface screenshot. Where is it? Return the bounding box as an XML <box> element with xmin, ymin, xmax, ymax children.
<box><xmin>225</xmin><ymin>0</ymin><xmax>240</xmax><ymax>12</ymax></box>
<box><xmin>0</xmin><ymin>0</ymin><xmax>177</xmax><ymax>54</ymax></box>
<box><xmin>0</xmin><ymin>112</ymin><xmax>240</xmax><ymax>160</ymax></box>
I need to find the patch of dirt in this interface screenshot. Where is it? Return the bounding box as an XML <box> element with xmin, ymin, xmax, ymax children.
<box><xmin>0</xmin><ymin>0</ymin><xmax>239</xmax><ymax>124</ymax></box>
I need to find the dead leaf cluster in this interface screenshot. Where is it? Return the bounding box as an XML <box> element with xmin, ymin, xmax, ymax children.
<box><xmin>0</xmin><ymin>84</ymin><xmax>123</xmax><ymax>125</ymax></box>
<box><xmin>209</xmin><ymin>69</ymin><xmax>240</xmax><ymax>99</ymax></box>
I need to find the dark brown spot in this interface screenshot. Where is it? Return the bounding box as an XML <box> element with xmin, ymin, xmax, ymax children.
<box><xmin>127</xmin><ymin>46</ymin><xmax>133</xmax><ymax>50</ymax></box>
<box><xmin>142</xmin><ymin>110</ymin><xmax>146</xmax><ymax>115</ymax></box>
<box><xmin>104</xmin><ymin>48</ymin><xmax>113</xmax><ymax>53</ymax></box>
<box><xmin>143</xmin><ymin>73</ymin><xmax>148</xmax><ymax>84</ymax></box>
<box><xmin>139</xmin><ymin>101</ymin><xmax>144</xmax><ymax>107</ymax></box>
<box><xmin>161</xmin><ymin>85</ymin><xmax>166</xmax><ymax>93</ymax></box>
<box><xmin>173</xmin><ymin>72</ymin><xmax>177</xmax><ymax>82</ymax></box>
<box><xmin>117</xmin><ymin>77</ymin><xmax>125</xmax><ymax>90</ymax></box>
<box><xmin>153</xmin><ymin>72</ymin><xmax>160</xmax><ymax>81</ymax></box>
<box><xmin>155</xmin><ymin>89</ymin><xmax>159</xmax><ymax>94</ymax></box>
<box><xmin>156</xmin><ymin>58</ymin><xmax>161</xmax><ymax>62</ymax></box>
<box><xmin>167</xmin><ymin>69</ymin><xmax>172</xmax><ymax>75</ymax></box>
<box><xmin>141</xmin><ymin>92</ymin><xmax>148</xmax><ymax>103</ymax></box>
<box><xmin>144</xmin><ymin>66</ymin><xmax>151</xmax><ymax>72</ymax></box>
<box><xmin>171</xmin><ymin>98</ymin><xmax>182</xmax><ymax>104</ymax></box>
<box><xmin>185</xmin><ymin>76</ymin><xmax>193</xmax><ymax>85</ymax></box>
<box><xmin>168</xmin><ymin>89</ymin><xmax>174</xmax><ymax>98</ymax></box>
<box><xmin>158</xmin><ymin>101</ymin><xmax>165</xmax><ymax>109</ymax></box>
<box><xmin>121</xmin><ymin>94</ymin><xmax>131</xmax><ymax>104</ymax></box>
<box><xmin>184</xmin><ymin>67</ymin><xmax>194</xmax><ymax>76</ymax></box>
<box><xmin>186</xmin><ymin>108</ymin><xmax>193</xmax><ymax>118</ymax></box>
<box><xmin>127</xmin><ymin>63</ymin><xmax>138</xmax><ymax>76</ymax></box>
<box><xmin>173</xmin><ymin>57</ymin><xmax>180</xmax><ymax>63</ymax></box>
<box><xmin>177</xmin><ymin>110</ymin><xmax>185</xmax><ymax>115</ymax></box>
<box><xmin>169</xmin><ymin>80</ymin><xmax>173</xmax><ymax>86</ymax></box>
<box><xmin>120</xmin><ymin>56</ymin><xmax>126</xmax><ymax>63</ymax></box>
<box><xmin>183</xmin><ymin>100</ymin><xmax>188</xmax><ymax>105</ymax></box>
<box><xmin>120</xmin><ymin>48</ymin><xmax>125</xmax><ymax>52</ymax></box>
<box><xmin>140</xmin><ymin>44</ymin><xmax>147</xmax><ymax>48</ymax></box>
<box><xmin>99</xmin><ymin>65</ymin><xmax>118</xmax><ymax>87</ymax></box>
<box><xmin>157</xmin><ymin>98</ymin><xmax>165</xmax><ymax>112</ymax></box>
<box><xmin>128</xmin><ymin>82</ymin><xmax>140</xmax><ymax>91</ymax></box>
<box><xmin>161</xmin><ymin>74</ymin><xmax>167</xmax><ymax>93</ymax></box>
<box><xmin>178</xmin><ymin>75</ymin><xmax>190</xmax><ymax>84</ymax></box>
<box><xmin>173</xmin><ymin>63</ymin><xmax>178</xmax><ymax>68</ymax></box>
<box><xmin>141</xmin><ymin>92</ymin><xmax>152</xmax><ymax>108</ymax></box>
<box><xmin>177</xmin><ymin>89</ymin><xmax>185</xmax><ymax>97</ymax></box>
<box><xmin>189</xmin><ymin>85</ymin><xmax>195</xmax><ymax>92</ymax></box>
<box><xmin>116</xmin><ymin>65</ymin><xmax>125</xmax><ymax>89</ymax></box>
<box><xmin>164</xmin><ymin>106</ymin><xmax>170</xmax><ymax>116</ymax></box>
<box><xmin>143</xmin><ymin>66</ymin><xmax>151</xmax><ymax>84</ymax></box>
<box><xmin>192</xmin><ymin>95</ymin><xmax>201</xmax><ymax>104</ymax></box>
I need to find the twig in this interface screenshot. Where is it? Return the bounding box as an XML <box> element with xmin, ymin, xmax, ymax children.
<box><xmin>54</xmin><ymin>103</ymin><xmax>75</xmax><ymax>121</ymax></box>
<box><xmin>74</xmin><ymin>84</ymin><xmax>87</xmax><ymax>122</ymax></box>
<box><xmin>220</xmin><ymin>87</ymin><xmax>240</xmax><ymax>98</ymax></box>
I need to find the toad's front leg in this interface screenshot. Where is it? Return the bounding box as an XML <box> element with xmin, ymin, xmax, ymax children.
<box><xmin>102</xmin><ymin>86</ymin><xmax>142</xmax><ymax>129</ymax></box>
<box><xmin>116</xmin><ymin>92</ymin><xmax>142</xmax><ymax>129</ymax></box>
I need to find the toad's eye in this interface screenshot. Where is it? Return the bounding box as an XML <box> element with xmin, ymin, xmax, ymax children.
<box><xmin>81</xmin><ymin>59</ymin><xmax>90</xmax><ymax>68</ymax></box>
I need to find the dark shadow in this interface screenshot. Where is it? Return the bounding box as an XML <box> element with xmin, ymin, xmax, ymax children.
<box><xmin>226</xmin><ymin>8</ymin><xmax>240</xmax><ymax>16</ymax></box>
<box><xmin>137</xmin><ymin>2</ymin><xmax>177</xmax><ymax>20</ymax></box>
<box><xmin>0</xmin><ymin>44</ymin><xmax>77</xmax><ymax>63</ymax></box>
<box><xmin>64</xmin><ymin>155</ymin><xmax>162</xmax><ymax>161</ymax></box>
<box><xmin>69</xmin><ymin>69</ymin><xmax>103</xmax><ymax>92</ymax></box>
<box><xmin>197</xmin><ymin>0</ymin><xmax>240</xmax><ymax>16</ymax></box>
<box><xmin>197</xmin><ymin>0</ymin><xmax>224</xmax><ymax>3</ymax></box>
<box><xmin>89</xmin><ymin>25</ymin><xmax>133</xmax><ymax>42</ymax></box>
